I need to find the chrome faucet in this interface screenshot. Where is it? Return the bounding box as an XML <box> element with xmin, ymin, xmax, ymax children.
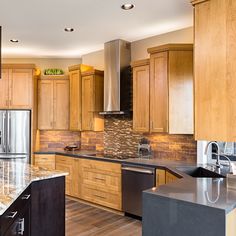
<box><xmin>205</xmin><ymin>141</ymin><xmax>234</xmax><ymax>173</ymax></box>
<box><xmin>205</xmin><ymin>141</ymin><xmax>221</xmax><ymax>168</ymax></box>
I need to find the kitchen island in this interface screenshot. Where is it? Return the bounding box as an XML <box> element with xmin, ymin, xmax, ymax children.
<box><xmin>0</xmin><ymin>160</ymin><xmax>67</xmax><ymax>236</ymax></box>
<box><xmin>143</xmin><ymin>174</ymin><xmax>236</xmax><ymax>236</ymax></box>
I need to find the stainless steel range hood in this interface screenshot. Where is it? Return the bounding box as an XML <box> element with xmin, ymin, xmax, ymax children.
<box><xmin>100</xmin><ymin>39</ymin><xmax>131</xmax><ymax>115</ymax></box>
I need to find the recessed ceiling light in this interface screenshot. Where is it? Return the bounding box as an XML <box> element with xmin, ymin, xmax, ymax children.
<box><xmin>121</xmin><ymin>3</ymin><xmax>135</xmax><ymax>10</ymax></box>
<box><xmin>64</xmin><ymin>27</ymin><xmax>74</xmax><ymax>32</ymax></box>
<box><xmin>10</xmin><ymin>39</ymin><xmax>19</xmax><ymax>43</ymax></box>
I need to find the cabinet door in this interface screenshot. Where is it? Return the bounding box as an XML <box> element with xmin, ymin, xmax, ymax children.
<box><xmin>38</xmin><ymin>80</ymin><xmax>54</xmax><ymax>130</ymax></box>
<box><xmin>133</xmin><ymin>65</ymin><xmax>150</xmax><ymax>132</ymax></box>
<box><xmin>82</xmin><ymin>75</ymin><xmax>94</xmax><ymax>130</ymax></box>
<box><xmin>0</xmin><ymin>69</ymin><xmax>9</xmax><ymax>108</ymax></box>
<box><xmin>166</xmin><ymin>171</ymin><xmax>179</xmax><ymax>184</ymax></box>
<box><xmin>150</xmin><ymin>52</ymin><xmax>168</xmax><ymax>133</ymax></box>
<box><xmin>69</xmin><ymin>70</ymin><xmax>82</xmax><ymax>131</ymax></box>
<box><xmin>53</xmin><ymin>80</ymin><xmax>69</xmax><ymax>130</ymax></box>
<box><xmin>55</xmin><ymin>155</ymin><xmax>74</xmax><ymax>196</ymax></box>
<box><xmin>9</xmin><ymin>69</ymin><xmax>33</xmax><ymax>109</ymax></box>
<box><xmin>194</xmin><ymin>0</ymin><xmax>234</xmax><ymax>141</ymax></box>
<box><xmin>156</xmin><ymin>169</ymin><xmax>166</xmax><ymax>187</ymax></box>
<box><xmin>168</xmin><ymin>51</ymin><xmax>193</xmax><ymax>134</ymax></box>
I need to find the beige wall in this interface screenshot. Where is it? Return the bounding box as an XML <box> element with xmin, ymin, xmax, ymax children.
<box><xmin>2</xmin><ymin>58</ymin><xmax>82</xmax><ymax>74</ymax></box>
<box><xmin>81</xmin><ymin>27</ymin><xmax>193</xmax><ymax>69</ymax></box>
<box><xmin>3</xmin><ymin>27</ymin><xmax>193</xmax><ymax>72</ymax></box>
<box><xmin>131</xmin><ymin>27</ymin><xmax>193</xmax><ymax>61</ymax></box>
<box><xmin>81</xmin><ymin>50</ymin><xmax>104</xmax><ymax>70</ymax></box>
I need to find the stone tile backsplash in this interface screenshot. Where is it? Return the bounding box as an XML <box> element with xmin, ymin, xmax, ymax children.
<box><xmin>37</xmin><ymin>116</ymin><xmax>197</xmax><ymax>162</ymax></box>
<box><xmin>104</xmin><ymin>115</ymin><xmax>197</xmax><ymax>162</ymax></box>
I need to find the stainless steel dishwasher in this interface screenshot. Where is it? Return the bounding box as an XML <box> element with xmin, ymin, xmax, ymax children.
<box><xmin>122</xmin><ymin>164</ymin><xmax>155</xmax><ymax>217</ymax></box>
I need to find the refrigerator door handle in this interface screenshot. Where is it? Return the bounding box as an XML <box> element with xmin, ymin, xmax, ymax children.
<box><xmin>7</xmin><ymin>113</ymin><xmax>11</xmax><ymax>153</ymax></box>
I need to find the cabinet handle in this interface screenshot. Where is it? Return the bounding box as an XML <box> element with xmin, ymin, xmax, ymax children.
<box><xmin>18</xmin><ymin>218</ymin><xmax>25</xmax><ymax>235</ymax></box>
<box><xmin>7</xmin><ymin>211</ymin><xmax>18</xmax><ymax>219</ymax></box>
<box><xmin>22</xmin><ymin>194</ymin><xmax>31</xmax><ymax>200</ymax></box>
<box><xmin>94</xmin><ymin>194</ymin><xmax>106</xmax><ymax>199</ymax></box>
<box><xmin>5</xmin><ymin>101</ymin><xmax>8</xmax><ymax>106</ymax></box>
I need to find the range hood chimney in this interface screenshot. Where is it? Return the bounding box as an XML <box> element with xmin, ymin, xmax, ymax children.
<box><xmin>100</xmin><ymin>39</ymin><xmax>131</xmax><ymax>115</ymax></box>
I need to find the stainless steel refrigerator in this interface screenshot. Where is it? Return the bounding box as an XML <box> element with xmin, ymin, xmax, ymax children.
<box><xmin>0</xmin><ymin>110</ymin><xmax>30</xmax><ymax>162</ymax></box>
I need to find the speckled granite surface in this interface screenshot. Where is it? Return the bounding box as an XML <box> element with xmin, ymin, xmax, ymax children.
<box><xmin>0</xmin><ymin>160</ymin><xmax>67</xmax><ymax>215</ymax></box>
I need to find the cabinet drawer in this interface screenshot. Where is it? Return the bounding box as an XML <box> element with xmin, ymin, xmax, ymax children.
<box><xmin>81</xmin><ymin>184</ymin><xmax>121</xmax><ymax>211</ymax></box>
<box><xmin>80</xmin><ymin>159</ymin><xmax>121</xmax><ymax>174</ymax></box>
<box><xmin>0</xmin><ymin>187</ymin><xmax>31</xmax><ymax>235</ymax></box>
<box><xmin>81</xmin><ymin>169</ymin><xmax>121</xmax><ymax>192</ymax></box>
<box><xmin>34</xmin><ymin>154</ymin><xmax>55</xmax><ymax>170</ymax></box>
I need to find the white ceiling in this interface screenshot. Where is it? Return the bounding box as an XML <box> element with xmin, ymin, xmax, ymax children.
<box><xmin>0</xmin><ymin>0</ymin><xmax>193</xmax><ymax>58</ymax></box>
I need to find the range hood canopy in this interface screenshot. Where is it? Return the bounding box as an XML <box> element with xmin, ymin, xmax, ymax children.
<box><xmin>100</xmin><ymin>39</ymin><xmax>132</xmax><ymax>115</ymax></box>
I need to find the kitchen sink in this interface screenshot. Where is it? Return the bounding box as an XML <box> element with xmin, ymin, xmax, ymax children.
<box><xmin>176</xmin><ymin>166</ymin><xmax>225</xmax><ymax>178</ymax></box>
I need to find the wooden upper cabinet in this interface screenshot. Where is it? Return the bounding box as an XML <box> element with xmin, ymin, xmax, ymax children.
<box><xmin>0</xmin><ymin>69</ymin><xmax>9</xmax><ymax>108</ymax></box>
<box><xmin>9</xmin><ymin>69</ymin><xmax>33</xmax><ymax>108</ymax></box>
<box><xmin>82</xmin><ymin>75</ymin><xmax>93</xmax><ymax>130</ymax></box>
<box><xmin>148</xmin><ymin>44</ymin><xmax>194</xmax><ymax>134</ymax></box>
<box><xmin>131</xmin><ymin>59</ymin><xmax>150</xmax><ymax>132</ymax></box>
<box><xmin>191</xmin><ymin>0</ymin><xmax>236</xmax><ymax>141</ymax></box>
<box><xmin>38</xmin><ymin>80</ymin><xmax>54</xmax><ymax>129</ymax></box>
<box><xmin>168</xmin><ymin>50</ymin><xmax>193</xmax><ymax>134</ymax></box>
<box><xmin>38</xmin><ymin>76</ymin><xmax>69</xmax><ymax>130</ymax></box>
<box><xmin>0</xmin><ymin>65</ymin><xmax>35</xmax><ymax>109</ymax></box>
<box><xmin>68</xmin><ymin>64</ymin><xmax>93</xmax><ymax>131</ymax></box>
<box><xmin>150</xmin><ymin>52</ymin><xmax>168</xmax><ymax>133</ymax></box>
<box><xmin>81</xmin><ymin>70</ymin><xmax>104</xmax><ymax>131</ymax></box>
<box><xmin>69</xmin><ymin>69</ymin><xmax>82</xmax><ymax>131</ymax></box>
<box><xmin>53</xmin><ymin>80</ymin><xmax>69</xmax><ymax>130</ymax></box>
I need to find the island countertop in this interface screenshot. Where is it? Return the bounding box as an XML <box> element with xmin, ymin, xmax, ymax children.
<box><xmin>0</xmin><ymin>159</ymin><xmax>67</xmax><ymax>215</ymax></box>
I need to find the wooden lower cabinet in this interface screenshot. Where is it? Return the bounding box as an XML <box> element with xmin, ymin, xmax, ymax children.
<box><xmin>79</xmin><ymin>159</ymin><xmax>122</xmax><ymax>211</ymax></box>
<box><xmin>55</xmin><ymin>155</ymin><xmax>80</xmax><ymax>198</ymax></box>
<box><xmin>156</xmin><ymin>169</ymin><xmax>181</xmax><ymax>186</ymax></box>
<box><xmin>156</xmin><ymin>169</ymin><xmax>166</xmax><ymax>187</ymax></box>
<box><xmin>166</xmin><ymin>171</ymin><xmax>180</xmax><ymax>184</ymax></box>
<box><xmin>34</xmin><ymin>154</ymin><xmax>56</xmax><ymax>170</ymax></box>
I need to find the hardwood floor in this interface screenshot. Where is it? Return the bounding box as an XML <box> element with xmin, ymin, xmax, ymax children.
<box><xmin>66</xmin><ymin>198</ymin><xmax>142</xmax><ymax>236</ymax></box>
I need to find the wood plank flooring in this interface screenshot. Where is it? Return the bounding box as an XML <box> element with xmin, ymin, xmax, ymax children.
<box><xmin>66</xmin><ymin>198</ymin><xmax>142</xmax><ymax>236</ymax></box>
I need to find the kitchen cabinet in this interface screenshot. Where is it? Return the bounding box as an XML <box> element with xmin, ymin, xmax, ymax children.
<box><xmin>0</xmin><ymin>65</ymin><xmax>35</xmax><ymax>109</ymax></box>
<box><xmin>0</xmin><ymin>69</ymin><xmax>9</xmax><ymax>109</ymax></box>
<box><xmin>144</xmin><ymin>44</ymin><xmax>193</xmax><ymax>134</ymax></box>
<box><xmin>34</xmin><ymin>154</ymin><xmax>55</xmax><ymax>170</ymax></box>
<box><xmin>30</xmin><ymin>177</ymin><xmax>65</xmax><ymax>236</ymax></box>
<box><xmin>131</xmin><ymin>59</ymin><xmax>150</xmax><ymax>132</ymax></box>
<box><xmin>79</xmin><ymin>159</ymin><xmax>122</xmax><ymax>211</ymax></box>
<box><xmin>55</xmin><ymin>155</ymin><xmax>80</xmax><ymax>198</ymax></box>
<box><xmin>81</xmin><ymin>70</ymin><xmax>104</xmax><ymax>131</ymax></box>
<box><xmin>68</xmin><ymin>64</ymin><xmax>93</xmax><ymax>131</ymax></box>
<box><xmin>156</xmin><ymin>169</ymin><xmax>166</xmax><ymax>187</ymax></box>
<box><xmin>1</xmin><ymin>187</ymin><xmax>31</xmax><ymax>236</ymax></box>
<box><xmin>191</xmin><ymin>0</ymin><xmax>236</xmax><ymax>141</ymax></box>
<box><xmin>166</xmin><ymin>171</ymin><xmax>180</xmax><ymax>184</ymax></box>
<box><xmin>38</xmin><ymin>76</ymin><xmax>69</xmax><ymax>130</ymax></box>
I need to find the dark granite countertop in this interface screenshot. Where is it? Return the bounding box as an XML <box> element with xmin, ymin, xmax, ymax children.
<box><xmin>34</xmin><ymin>149</ymin><xmax>236</xmax><ymax>214</ymax></box>
<box><xmin>145</xmin><ymin>177</ymin><xmax>236</xmax><ymax>214</ymax></box>
<box><xmin>34</xmin><ymin>150</ymin><xmax>195</xmax><ymax>172</ymax></box>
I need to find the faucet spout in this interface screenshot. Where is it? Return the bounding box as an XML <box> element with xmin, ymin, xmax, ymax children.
<box><xmin>205</xmin><ymin>141</ymin><xmax>221</xmax><ymax>168</ymax></box>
